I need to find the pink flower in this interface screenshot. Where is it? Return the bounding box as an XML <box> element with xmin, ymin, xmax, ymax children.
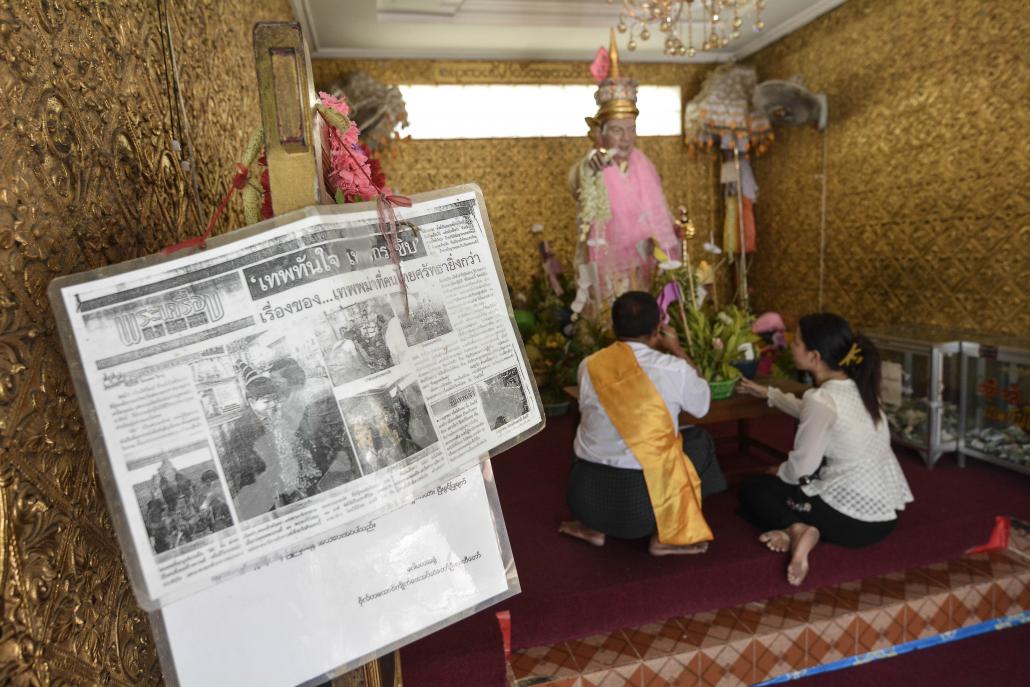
<box><xmin>326</xmin><ymin>129</ymin><xmax>377</xmax><ymax>199</ymax></box>
<box><xmin>318</xmin><ymin>91</ymin><xmax>350</xmax><ymax>117</ymax></box>
<box><xmin>590</xmin><ymin>47</ymin><xmax>610</xmax><ymax>83</ymax></box>
<box><xmin>317</xmin><ymin>92</ymin><xmax>393</xmax><ymax>203</ymax></box>
<box><xmin>339</xmin><ymin>122</ymin><xmax>359</xmax><ymax>147</ymax></box>
<box><xmin>257</xmin><ymin>92</ymin><xmax>394</xmax><ymax>211</ymax></box>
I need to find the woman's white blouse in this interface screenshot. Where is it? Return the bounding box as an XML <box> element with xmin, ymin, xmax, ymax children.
<box><xmin>768</xmin><ymin>379</ymin><xmax>914</xmax><ymax>522</ymax></box>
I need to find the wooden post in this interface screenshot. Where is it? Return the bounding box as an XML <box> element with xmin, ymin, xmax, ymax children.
<box><xmin>252</xmin><ymin>22</ymin><xmax>400</xmax><ymax>687</ymax></box>
<box><xmin>252</xmin><ymin>22</ymin><xmax>326</xmax><ymax>214</ymax></box>
<box><xmin>732</xmin><ymin>147</ymin><xmax>749</xmax><ymax>311</ymax></box>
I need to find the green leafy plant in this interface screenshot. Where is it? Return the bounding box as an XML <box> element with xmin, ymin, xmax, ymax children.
<box><xmin>526</xmin><ymin>331</ymin><xmax>578</xmax><ymax>404</ymax></box>
<box><xmin>520</xmin><ymin>268</ymin><xmax>613</xmax><ymax>405</ymax></box>
<box><xmin>671</xmin><ymin>301</ymin><xmax>760</xmax><ymax>382</ymax></box>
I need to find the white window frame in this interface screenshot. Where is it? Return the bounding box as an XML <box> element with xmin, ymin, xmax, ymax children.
<box><xmin>397</xmin><ymin>84</ymin><xmax>682</xmax><ymax>139</ymax></box>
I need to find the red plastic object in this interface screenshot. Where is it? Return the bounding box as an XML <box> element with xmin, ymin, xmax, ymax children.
<box><xmin>496</xmin><ymin>610</ymin><xmax>511</xmax><ymax>660</ymax></box>
<box><xmin>966</xmin><ymin>515</ymin><xmax>1011</xmax><ymax>554</ymax></box>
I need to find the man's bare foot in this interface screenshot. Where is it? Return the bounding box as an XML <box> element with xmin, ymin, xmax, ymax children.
<box><xmin>648</xmin><ymin>534</ymin><xmax>709</xmax><ymax>556</ymax></box>
<box><xmin>759</xmin><ymin>530</ymin><xmax>790</xmax><ymax>552</ymax></box>
<box><xmin>558</xmin><ymin>520</ymin><xmax>605</xmax><ymax>547</ymax></box>
<box><xmin>786</xmin><ymin>523</ymin><xmax>820</xmax><ymax>586</ymax></box>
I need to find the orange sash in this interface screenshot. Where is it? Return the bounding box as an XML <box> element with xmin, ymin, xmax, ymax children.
<box><xmin>586</xmin><ymin>342</ymin><xmax>713</xmax><ymax>545</ymax></box>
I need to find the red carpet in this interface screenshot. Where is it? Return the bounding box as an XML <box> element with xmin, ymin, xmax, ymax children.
<box><xmin>401</xmin><ymin>412</ymin><xmax>1030</xmax><ymax>686</ymax></box>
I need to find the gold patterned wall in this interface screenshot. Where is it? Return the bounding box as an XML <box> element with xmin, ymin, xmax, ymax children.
<box><xmin>15</xmin><ymin>2</ymin><xmax>1022</xmax><ymax>683</ymax></box>
<box><xmin>0</xmin><ymin>1</ymin><xmax>294</xmax><ymax>684</ymax></box>
<box><xmin>747</xmin><ymin>0</ymin><xmax>1030</xmax><ymax>336</ymax></box>
<box><xmin>312</xmin><ymin>59</ymin><xmax>722</xmax><ymax>295</ymax></box>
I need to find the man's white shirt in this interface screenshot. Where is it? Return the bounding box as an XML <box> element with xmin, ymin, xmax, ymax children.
<box><xmin>573</xmin><ymin>342</ymin><xmax>710</xmax><ymax>470</ymax></box>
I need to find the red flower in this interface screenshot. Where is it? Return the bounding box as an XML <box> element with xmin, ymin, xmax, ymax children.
<box><xmin>258</xmin><ymin>153</ymin><xmax>273</xmax><ymax>220</ymax></box>
<box><xmin>363</xmin><ymin>144</ymin><xmax>388</xmax><ymax>190</ymax></box>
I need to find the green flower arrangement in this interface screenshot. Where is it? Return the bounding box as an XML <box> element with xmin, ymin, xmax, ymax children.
<box><xmin>678</xmin><ymin>304</ymin><xmax>761</xmax><ymax>382</ymax></box>
<box><xmin>654</xmin><ymin>265</ymin><xmax>760</xmax><ymax>384</ymax></box>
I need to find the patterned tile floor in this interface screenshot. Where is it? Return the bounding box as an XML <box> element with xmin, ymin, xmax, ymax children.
<box><xmin>509</xmin><ymin>522</ymin><xmax>1030</xmax><ymax>687</ymax></box>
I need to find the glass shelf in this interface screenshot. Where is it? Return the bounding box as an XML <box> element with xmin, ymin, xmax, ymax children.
<box><xmin>865</xmin><ymin>325</ymin><xmax>963</xmax><ymax>468</ymax></box>
<box><xmin>959</xmin><ymin>337</ymin><xmax>1030</xmax><ymax>476</ymax></box>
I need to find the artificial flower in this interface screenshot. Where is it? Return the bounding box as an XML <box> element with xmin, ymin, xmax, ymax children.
<box><xmin>318</xmin><ymin>91</ymin><xmax>388</xmax><ymax>202</ymax></box>
<box><xmin>318</xmin><ymin>91</ymin><xmax>351</xmax><ymax>116</ymax></box>
<box><xmin>590</xmin><ymin>46</ymin><xmax>610</xmax><ymax>83</ymax></box>
<box><xmin>656</xmin><ymin>282</ymin><xmax>681</xmax><ymax>324</ymax></box>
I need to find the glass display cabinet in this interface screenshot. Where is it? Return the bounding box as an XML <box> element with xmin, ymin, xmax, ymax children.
<box><xmin>864</xmin><ymin>326</ymin><xmax>963</xmax><ymax>468</ymax></box>
<box><xmin>959</xmin><ymin>337</ymin><xmax>1030</xmax><ymax>475</ymax></box>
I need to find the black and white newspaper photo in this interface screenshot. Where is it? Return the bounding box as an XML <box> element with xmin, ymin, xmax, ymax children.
<box><xmin>314</xmin><ymin>295</ymin><xmax>399</xmax><ymax>386</ymax></box>
<box><xmin>50</xmin><ymin>187</ymin><xmax>543</xmax><ymax>609</ymax></box>
<box><xmin>338</xmin><ymin>372</ymin><xmax>438</xmax><ymax>475</ymax></box>
<box><xmin>198</xmin><ymin>331</ymin><xmax>360</xmax><ymax>522</ymax></box>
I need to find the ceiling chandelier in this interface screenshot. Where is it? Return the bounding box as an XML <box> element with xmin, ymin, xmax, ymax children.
<box><xmin>607</xmin><ymin>0</ymin><xmax>766</xmax><ymax>57</ymax></box>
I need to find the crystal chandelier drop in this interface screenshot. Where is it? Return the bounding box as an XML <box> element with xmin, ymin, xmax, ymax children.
<box><xmin>607</xmin><ymin>0</ymin><xmax>766</xmax><ymax>57</ymax></box>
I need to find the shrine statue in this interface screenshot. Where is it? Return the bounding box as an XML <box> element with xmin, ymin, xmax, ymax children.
<box><xmin>569</xmin><ymin>32</ymin><xmax>680</xmax><ymax>314</ymax></box>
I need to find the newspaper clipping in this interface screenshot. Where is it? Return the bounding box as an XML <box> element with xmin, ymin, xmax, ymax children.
<box><xmin>51</xmin><ymin>187</ymin><xmax>542</xmax><ymax>609</ymax></box>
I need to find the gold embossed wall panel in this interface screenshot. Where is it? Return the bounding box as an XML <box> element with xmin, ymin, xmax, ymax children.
<box><xmin>0</xmin><ymin>1</ymin><xmax>293</xmax><ymax>684</ymax></box>
<box><xmin>313</xmin><ymin>59</ymin><xmax>721</xmax><ymax>293</ymax></box>
<box><xmin>747</xmin><ymin>0</ymin><xmax>1029</xmax><ymax>335</ymax></box>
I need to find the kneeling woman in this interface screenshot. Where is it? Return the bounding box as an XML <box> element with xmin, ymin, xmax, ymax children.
<box><xmin>737</xmin><ymin>313</ymin><xmax>913</xmax><ymax>586</ymax></box>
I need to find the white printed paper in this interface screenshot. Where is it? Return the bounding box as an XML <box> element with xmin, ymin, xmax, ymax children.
<box><xmin>49</xmin><ymin>186</ymin><xmax>541</xmax><ymax>609</ymax></box>
<box><xmin>152</xmin><ymin>462</ymin><xmax>515</xmax><ymax>687</ymax></box>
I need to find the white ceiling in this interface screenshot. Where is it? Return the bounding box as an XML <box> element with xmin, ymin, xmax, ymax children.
<box><xmin>293</xmin><ymin>0</ymin><xmax>848</xmax><ymax>63</ymax></box>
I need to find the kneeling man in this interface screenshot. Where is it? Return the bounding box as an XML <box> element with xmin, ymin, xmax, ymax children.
<box><xmin>560</xmin><ymin>291</ymin><xmax>723</xmax><ymax>555</ymax></box>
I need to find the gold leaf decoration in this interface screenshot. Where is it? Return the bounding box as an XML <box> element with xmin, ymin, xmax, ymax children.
<box><xmin>747</xmin><ymin>0</ymin><xmax>1029</xmax><ymax>336</ymax></box>
<box><xmin>0</xmin><ymin>1</ymin><xmax>294</xmax><ymax>684</ymax></box>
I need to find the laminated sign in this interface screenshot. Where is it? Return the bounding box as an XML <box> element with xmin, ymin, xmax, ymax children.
<box><xmin>50</xmin><ymin>186</ymin><xmax>538</xmax><ymax>684</ymax></box>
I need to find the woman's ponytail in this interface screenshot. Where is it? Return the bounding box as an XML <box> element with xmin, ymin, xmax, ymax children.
<box><xmin>842</xmin><ymin>333</ymin><xmax>882</xmax><ymax>425</ymax></box>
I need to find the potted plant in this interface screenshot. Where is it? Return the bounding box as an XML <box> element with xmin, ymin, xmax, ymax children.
<box><xmin>514</xmin><ymin>255</ymin><xmax>577</xmax><ymax>415</ymax></box>
<box><xmin>526</xmin><ymin>331</ymin><xmax>578</xmax><ymax>415</ymax></box>
<box><xmin>517</xmin><ymin>257</ymin><xmax>614</xmax><ymax>415</ymax></box>
<box><xmin>521</xmin><ymin>285</ymin><xmax>613</xmax><ymax>415</ymax></box>
<box><xmin>655</xmin><ymin>266</ymin><xmax>760</xmax><ymax>399</ymax></box>
<box><xmin>681</xmin><ymin>303</ymin><xmax>761</xmax><ymax>398</ymax></box>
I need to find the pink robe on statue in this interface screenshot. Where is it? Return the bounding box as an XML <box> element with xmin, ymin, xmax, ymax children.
<box><xmin>587</xmin><ymin>149</ymin><xmax>679</xmax><ymax>299</ymax></box>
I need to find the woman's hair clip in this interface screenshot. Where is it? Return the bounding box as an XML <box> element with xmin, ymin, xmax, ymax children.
<box><xmin>838</xmin><ymin>342</ymin><xmax>864</xmax><ymax>368</ymax></box>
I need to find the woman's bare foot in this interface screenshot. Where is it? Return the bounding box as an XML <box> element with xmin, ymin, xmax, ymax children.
<box><xmin>558</xmin><ymin>520</ymin><xmax>605</xmax><ymax>547</ymax></box>
<box><xmin>648</xmin><ymin>534</ymin><xmax>709</xmax><ymax>556</ymax></box>
<box><xmin>759</xmin><ymin>530</ymin><xmax>790</xmax><ymax>552</ymax></box>
<box><xmin>786</xmin><ymin>523</ymin><xmax>820</xmax><ymax>586</ymax></box>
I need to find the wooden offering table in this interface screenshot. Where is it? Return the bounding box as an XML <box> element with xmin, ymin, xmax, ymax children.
<box><xmin>564</xmin><ymin>376</ymin><xmax>809</xmax><ymax>461</ymax></box>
